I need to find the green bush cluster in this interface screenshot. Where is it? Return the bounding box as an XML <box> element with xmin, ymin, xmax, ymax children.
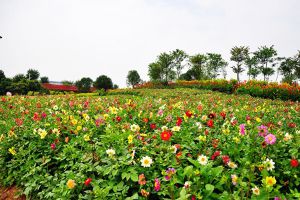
<box><xmin>136</xmin><ymin>80</ymin><xmax>300</xmax><ymax>101</ymax></box>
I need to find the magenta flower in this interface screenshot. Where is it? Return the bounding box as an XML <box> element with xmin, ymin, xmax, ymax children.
<box><xmin>265</xmin><ymin>134</ymin><xmax>276</xmax><ymax>145</ymax></box>
<box><xmin>41</xmin><ymin>112</ymin><xmax>47</xmax><ymax>119</ymax></box>
<box><xmin>239</xmin><ymin>124</ymin><xmax>246</xmax><ymax>135</ymax></box>
<box><xmin>165</xmin><ymin>115</ymin><xmax>172</xmax><ymax>122</ymax></box>
<box><xmin>95</xmin><ymin>118</ymin><xmax>105</xmax><ymax>127</ymax></box>
<box><xmin>51</xmin><ymin>143</ymin><xmax>56</xmax><ymax>150</ymax></box>
<box><xmin>157</xmin><ymin>109</ymin><xmax>164</xmax><ymax>116</ymax></box>
<box><xmin>154</xmin><ymin>178</ymin><xmax>161</xmax><ymax>192</ymax></box>
<box><xmin>165</xmin><ymin>168</ymin><xmax>176</xmax><ymax>181</ymax></box>
<box><xmin>258</xmin><ymin>125</ymin><xmax>268</xmax><ymax>137</ymax></box>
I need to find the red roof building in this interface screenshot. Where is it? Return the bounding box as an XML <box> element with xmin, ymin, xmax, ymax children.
<box><xmin>42</xmin><ymin>83</ymin><xmax>78</xmax><ymax>91</ymax></box>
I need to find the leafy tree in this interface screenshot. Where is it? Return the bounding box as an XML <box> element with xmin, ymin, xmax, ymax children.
<box><xmin>230</xmin><ymin>46</ymin><xmax>249</xmax><ymax>82</ymax></box>
<box><xmin>62</xmin><ymin>80</ymin><xmax>74</xmax><ymax>85</ymax></box>
<box><xmin>171</xmin><ymin>49</ymin><xmax>188</xmax><ymax>79</ymax></box>
<box><xmin>75</xmin><ymin>77</ymin><xmax>93</xmax><ymax>93</ymax></box>
<box><xmin>245</xmin><ymin>56</ymin><xmax>259</xmax><ymax>80</ymax></box>
<box><xmin>8</xmin><ymin>79</ymin><xmax>29</xmax><ymax>95</ymax></box>
<box><xmin>0</xmin><ymin>70</ymin><xmax>5</xmax><ymax>80</ymax></box>
<box><xmin>126</xmin><ymin>70</ymin><xmax>141</xmax><ymax>88</ymax></box>
<box><xmin>28</xmin><ymin>80</ymin><xmax>42</xmax><ymax>92</ymax></box>
<box><xmin>179</xmin><ymin>69</ymin><xmax>194</xmax><ymax>81</ymax></box>
<box><xmin>206</xmin><ymin>53</ymin><xmax>227</xmax><ymax>79</ymax></box>
<box><xmin>40</xmin><ymin>76</ymin><xmax>49</xmax><ymax>83</ymax></box>
<box><xmin>113</xmin><ymin>84</ymin><xmax>119</xmax><ymax>89</ymax></box>
<box><xmin>12</xmin><ymin>74</ymin><xmax>26</xmax><ymax>82</ymax></box>
<box><xmin>148</xmin><ymin>52</ymin><xmax>175</xmax><ymax>84</ymax></box>
<box><xmin>294</xmin><ymin>50</ymin><xmax>300</xmax><ymax>80</ymax></box>
<box><xmin>148</xmin><ymin>62</ymin><xmax>163</xmax><ymax>81</ymax></box>
<box><xmin>253</xmin><ymin>45</ymin><xmax>277</xmax><ymax>81</ymax></box>
<box><xmin>26</xmin><ymin>69</ymin><xmax>40</xmax><ymax>80</ymax></box>
<box><xmin>189</xmin><ymin>54</ymin><xmax>208</xmax><ymax>80</ymax></box>
<box><xmin>279</xmin><ymin>57</ymin><xmax>298</xmax><ymax>84</ymax></box>
<box><xmin>157</xmin><ymin>52</ymin><xmax>175</xmax><ymax>84</ymax></box>
<box><xmin>94</xmin><ymin>75</ymin><xmax>113</xmax><ymax>91</ymax></box>
<box><xmin>0</xmin><ymin>78</ymin><xmax>12</xmax><ymax>95</ymax></box>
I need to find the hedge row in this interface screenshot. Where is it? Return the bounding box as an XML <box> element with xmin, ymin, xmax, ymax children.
<box><xmin>134</xmin><ymin>80</ymin><xmax>300</xmax><ymax>101</ymax></box>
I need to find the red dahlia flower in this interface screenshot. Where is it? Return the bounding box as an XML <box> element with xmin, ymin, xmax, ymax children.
<box><xmin>116</xmin><ymin>116</ymin><xmax>122</xmax><ymax>122</ymax></box>
<box><xmin>222</xmin><ymin>155</ymin><xmax>230</xmax><ymax>164</ymax></box>
<box><xmin>51</xmin><ymin>143</ymin><xmax>56</xmax><ymax>150</ymax></box>
<box><xmin>288</xmin><ymin>122</ymin><xmax>296</xmax><ymax>128</ymax></box>
<box><xmin>176</xmin><ymin>117</ymin><xmax>183</xmax><ymax>126</ymax></box>
<box><xmin>290</xmin><ymin>159</ymin><xmax>299</xmax><ymax>168</ymax></box>
<box><xmin>150</xmin><ymin>123</ymin><xmax>156</xmax><ymax>130</ymax></box>
<box><xmin>211</xmin><ymin>151</ymin><xmax>221</xmax><ymax>160</ymax></box>
<box><xmin>84</xmin><ymin>178</ymin><xmax>92</xmax><ymax>186</ymax></box>
<box><xmin>220</xmin><ymin>112</ymin><xmax>226</xmax><ymax>119</ymax></box>
<box><xmin>15</xmin><ymin>118</ymin><xmax>23</xmax><ymax>126</ymax></box>
<box><xmin>161</xmin><ymin>131</ymin><xmax>172</xmax><ymax>141</ymax></box>
<box><xmin>207</xmin><ymin>119</ymin><xmax>214</xmax><ymax>128</ymax></box>
<box><xmin>41</xmin><ymin>112</ymin><xmax>47</xmax><ymax>119</ymax></box>
<box><xmin>185</xmin><ymin>110</ymin><xmax>193</xmax><ymax>118</ymax></box>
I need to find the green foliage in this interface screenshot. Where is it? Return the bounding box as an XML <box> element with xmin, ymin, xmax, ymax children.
<box><xmin>0</xmin><ymin>70</ymin><xmax>5</xmax><ymax>80</ymax></box>
<box><xmin>189</xmin><ymin>54</ymin><xmax>208</xmax><ymax>80</ymax></box>
<box><xmin>245</xmin><ymin>56</ymin><xmax>259</xmax><ymax>80</ymax></box>
<box><xmin>26</xmin><ymin>69</ymin><xmax>40</xmax><ymax>80</ymax></box>
<box><xmin>126</xmin><ymin>70</ymin><xmax>141</xmax><ymax>88</ymax></box>
<box><xmin>12</xmin><ymin>74</ymin><xmax>26</xmax><ymax>82</ymax></box>
<box><xmin>254</xmin><ymin>45</ymin><xmax>278</xmax><ymax>81</ymax></box>
<box><xmin>40</xmin><ymin>76</ymin><xmax>49</xmax><ymax>83</ymax></box>
<box><xmin>75</xmin><ymin>77</ymin><xmax>93</xmax><ymax>93</ymax></box>
<box><xmin>206</xmin><ymin>53</ymin><xmax>228</xmax><ymax>79</ymax></box>
<box><xmin>157</xmin><ymin>52</ymin><xmax>175</xmax><ymax>83</ymax></box>
<box><xmin>0</xmin><ymin>89</ymin><xmax>299</xmax><ymax>199</ymax></box>
<box><xmin>148</xmin><ymin>51</ymin><xmax>176</xmax><ymax>83</ymax></box>
<box><xmin>97</xmin><ymin>89</ymin><xmax>106</xmax><ymax>96</ymax></box>
<box><xmin>94</xmin><ymin>75</ymin><xmax>113</xmax><ymax>91</ymax></box>
<box><xmin>7</xmin><ymin>79</ymin><xmax>30</xmax><ymax>95</ymax></box>
<box><xmin>230</xmin><ymin>46</ymin><xmax>249</xmax><ymax>82</ymax></box>
<box><xmin>113</xmin><ymin>84</ymin><xmax>119</xmax><ymax>89</ymax></box>
<box><xmin>171</xmin><ymin>49</ymin><xmax>188</xmax><ymax>79</ymax></box>
<box><xmin>62</xmin><ymin>80</ymin><xmax>74</xmax><ymax>86</ymax></box>
<box><xmin>148</xmin><ymin>62</ymin><xmax>163</xmax><ymax>81</ymax></box>
<box><xmin>279</xmin><ymin>57</ymin><xmax>298</xmax><ymax>84</ymax></box>
<box><xmin>0</xmin><ymin>78</ymin><xmax>12</xmax><ymax>95</ymax></box>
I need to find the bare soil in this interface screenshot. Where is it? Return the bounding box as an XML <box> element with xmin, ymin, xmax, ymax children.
<box><xmin>0</xmin><ymin>186</ymin><xmax>25</xmax><ymax>200</ymax></box>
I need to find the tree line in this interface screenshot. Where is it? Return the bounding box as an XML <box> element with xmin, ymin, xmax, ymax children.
<box><xmin>0</xmin><ymin>69</ymin><xmax>117</xmax><ymax>95</ymax></box>
<box><xmin>126</xmin><ymin>46</ymin><xmax>300</xmax><ymax>87</ymax></box>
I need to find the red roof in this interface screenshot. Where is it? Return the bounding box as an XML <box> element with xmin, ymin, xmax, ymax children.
<box><xmin>42</xmin><ymin>83</ymin><xmax>97</xmax><ymax>92</ymax></box>
<box><xmin>42</xmin><ymin>83</ymin><xmax>78</xmax><ymax>91</ymax></box>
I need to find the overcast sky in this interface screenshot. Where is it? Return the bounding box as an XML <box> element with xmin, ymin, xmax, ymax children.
<box><xmin>1</xmin><ymin>0</ymin><xmax>299</xmax><ymax>87</ymax></box>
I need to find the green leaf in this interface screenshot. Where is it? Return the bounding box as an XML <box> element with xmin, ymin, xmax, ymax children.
<box><xmin>183</xmin><ymin>165</ymin><xmax>193</xmax><ymax>177</ymax></box>
<box><xmin>211</xmin><ymin>166</ymin><xmax>223</xmax><ymax>177</ymax></box>
<box><xmin>205</xmin><ymin>184</ymin><xmax>214</xmax><ymax>196</ymax></box>
<box><xmin>187</xmin><ymin>158</ymin><xmax>200</xmax><ymax>168</ymax></box>
<box><xmin>125</xmin><ymin>193</ymin><xmax>139</xmax><ymax>200</ymax></box>
<box><xmin>121</xmin><ymin>172</ymin><xmax>127</xmax><ymax>180</ymax></box>
<box><xmin>180</xmin><ymin>188</ymin><xmax>186</xmax><ymax>197</ymax></box>
<box><xmin>130</xmin><ymin>173</ymin><xmax>138</xmax><ymax>182</ymax></box>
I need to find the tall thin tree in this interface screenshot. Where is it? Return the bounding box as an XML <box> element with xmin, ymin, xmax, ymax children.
<box><xmin>230</xmin><ymin>46</ymin><xmax>249</xmax><ymax>82</ymax></box>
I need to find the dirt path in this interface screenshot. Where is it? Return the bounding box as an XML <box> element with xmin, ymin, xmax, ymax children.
<box><xmin>0</xmin><ymin>186</ymin><xmax>25</xmax><ymax>200</ymax></box>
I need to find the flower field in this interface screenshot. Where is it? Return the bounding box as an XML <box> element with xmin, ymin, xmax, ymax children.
<box><xmin>0</xmin><ymin>89</ymin><xmax>299</xmax><ymax>199</ymax></box>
